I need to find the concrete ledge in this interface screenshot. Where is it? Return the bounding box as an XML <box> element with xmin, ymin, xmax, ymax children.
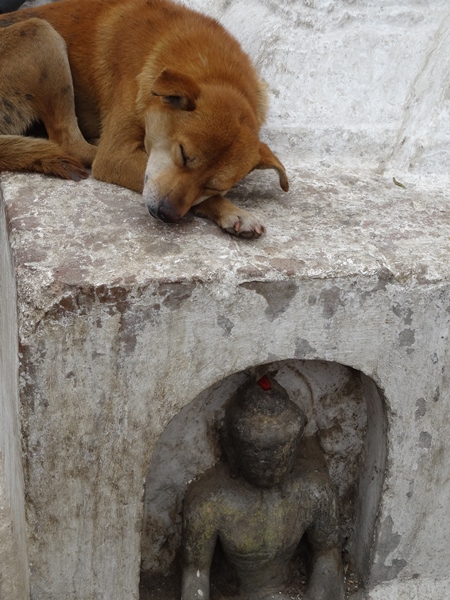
<box><xmin>0</xmin><ymin>190</ymin><xmax>29</xmax><ymax>600</ymax></box>
<box><xmin>1</xmin><ymin>165</ymin><xmax>450</xmax><ymax>599</ymax></box>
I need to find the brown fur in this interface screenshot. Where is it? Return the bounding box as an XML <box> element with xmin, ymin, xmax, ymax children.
<box><xmin>0</xmin><ymin>0</ymin><xmax>288</xmax><ymax>236</ymax></box>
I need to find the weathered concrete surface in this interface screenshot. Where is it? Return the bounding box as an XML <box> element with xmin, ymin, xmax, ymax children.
<box><xmin>1</xmin><ymin>165</ymin><xmax>450</xmax><ymax>599</ymax></box>
<box><xmin>0</xmin><ymin>195</ymin><xmax>29</xmax><ymax>600</ymax></box>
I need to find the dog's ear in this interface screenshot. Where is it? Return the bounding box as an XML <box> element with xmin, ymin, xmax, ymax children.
<box><xmin>151</xmin><ymin>69</ymin><xmax>200</xmax><ymax>111</ymax></box>
<box><xmin>254</xmin><ymin>142</ymin><xmax>289</xmax><ymax>192</ymax></box>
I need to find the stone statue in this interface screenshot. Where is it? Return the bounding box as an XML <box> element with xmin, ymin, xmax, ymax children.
<box><xmin>181</xmin><ymin>376</ymin><xmax>345</xmax><ymax>600</ymax></box>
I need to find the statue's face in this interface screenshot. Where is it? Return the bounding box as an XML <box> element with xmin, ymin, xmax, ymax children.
<box><xmin>233</xmin><ymin>419</ymin><xmax>300</xmax><ymax>488</ymax></box>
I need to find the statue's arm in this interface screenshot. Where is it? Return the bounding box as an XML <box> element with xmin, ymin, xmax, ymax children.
<box><xmin>181</xmin><ymin>490</ymin><xmax>219</xmax><ymax>600</ymax></box>
<box><xmin>303</xmin><ymin>546</ymin><xmax>344</xmax><ymax>600</ymax></box>
<box><xmin>303</xmin><ymin>478</ymin><xmax>345</xmax><ymax>600</ymax></box>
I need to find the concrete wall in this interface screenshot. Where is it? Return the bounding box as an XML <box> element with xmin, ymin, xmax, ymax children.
<box><xmin>1</xmin><ymin>1</ymin><xmax>450</xmax><ymax>599</ymax></box>
<box><xmin>188</xmin><ymin>0</ymin><xmax>450</xmax><ymax>183</ymax></box>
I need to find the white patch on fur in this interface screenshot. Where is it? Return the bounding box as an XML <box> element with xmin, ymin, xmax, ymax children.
<box><xmin>142</xmin><ymin>146</ymin><xmax>173</xmax><ymax>212</ymax></box>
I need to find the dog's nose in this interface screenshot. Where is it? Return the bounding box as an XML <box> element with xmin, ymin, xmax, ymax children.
<box><xmin>146</xmin><ymin>202</ymin><xmax>181</xmax><ymax>223</ymax></box>
<box><xmin>156</xmin><ymin>203</ymin><xmax>181</xmax><ymax>224</ymax></box>
<box><xmin>147</xmin><ymin>205</ymin><xmax>159</xmax><ymax>219</ymax></box>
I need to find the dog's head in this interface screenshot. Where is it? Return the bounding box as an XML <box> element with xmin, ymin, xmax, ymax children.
<box><xmin>140</xmin><ymin>69</ymin><xmax>288</xmax><ymax>223</ymax></box>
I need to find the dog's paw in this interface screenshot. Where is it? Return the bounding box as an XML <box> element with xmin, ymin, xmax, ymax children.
<box><xmin>192</xmin><ymin>197</ymin><xmax>266</xmax><ymax>238</ymax></box>
<box><xmin>220</xmin><ymin>210</ymin><xmax>266</xmax><ymax>238</ymax></box>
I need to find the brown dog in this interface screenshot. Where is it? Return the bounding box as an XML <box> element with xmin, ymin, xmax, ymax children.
<box><xmin>0</xmin><ymin>0</ymin><xmax>288</xmax><ymax>236</ymax></box>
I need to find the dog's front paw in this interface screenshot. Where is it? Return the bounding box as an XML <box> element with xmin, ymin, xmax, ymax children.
<box><xmin>192</xmin><ymin>196</ymin><xmax>266</xmax><ymax>238</ymax></box>
<box><xmin>220</xmin><ymin>209</ymin><xmax>266</xmax><ymax>238</ymax></box>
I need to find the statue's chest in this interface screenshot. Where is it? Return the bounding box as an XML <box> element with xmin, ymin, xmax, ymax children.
<box><xmin>218</xmin><ymin>490</ymin><xmax>308</xmax><ymax>557</ymax></box>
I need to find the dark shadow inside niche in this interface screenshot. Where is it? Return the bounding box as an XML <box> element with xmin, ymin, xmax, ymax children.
<box><xmin>139</xmin><ymin>359</ymin><xmax>387</xmax><ymax>599</ymax></box>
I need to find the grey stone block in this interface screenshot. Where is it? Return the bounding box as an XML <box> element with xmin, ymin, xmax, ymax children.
<box><xmin>1</xmin><ymin>164</ymin><xmax>450</xmax><ymax>599</ymax></box>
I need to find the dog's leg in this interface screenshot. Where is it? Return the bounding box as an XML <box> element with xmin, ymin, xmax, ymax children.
<box><xmin>192</xmin><ymin>195</ymin><xmax>266</xmax><ymax>238</ymax></box>
<box><xmin>0</xmin><ymin>18</ymin><xmax>96</xmax><ymax>178</ymax></box>
<box><xmin>92</xmin><ymin>109</ymin><xmax>148</xmax><ymax>193</ymax></box>
<box><xmin>25</xmin><ymin>21</ymin><xmax>97</xmax><ymax>167</ymax></box>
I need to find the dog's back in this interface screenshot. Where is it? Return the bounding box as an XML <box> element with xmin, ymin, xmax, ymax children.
<box><xmin>2</xmin><ymin>0</ymin><xmax>268</xmax><ymax>133</ymax></box>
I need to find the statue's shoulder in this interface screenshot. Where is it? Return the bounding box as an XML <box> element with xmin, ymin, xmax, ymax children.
<box><xmin>184</xmin><ymin>462</ymin><xmax>231</xmax><ymax>511</ymax></box>
<box><xmin>292</xmin><ymin>462</ymin><xmax>336</xmax><ymax>502</ymax></box>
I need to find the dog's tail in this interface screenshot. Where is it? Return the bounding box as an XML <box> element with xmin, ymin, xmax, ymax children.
<box><xmin>0</xmin><ymin>135</ymin><xmax>90</xmax><ymax>181</ymax></box>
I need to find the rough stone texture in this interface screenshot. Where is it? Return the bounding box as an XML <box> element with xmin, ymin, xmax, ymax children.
<box><xmin>0</xmin><ymin>195</ymin><xmax>29</xmax><ymax>600</ymax></box>
<box><xmin>1</xmin><ymin>1</ymin><xmax>450</xmax><ymax>599</ymax></box>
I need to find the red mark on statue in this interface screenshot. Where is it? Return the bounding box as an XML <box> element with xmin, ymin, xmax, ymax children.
<box><xmin>257</xmin><ymin>375</ymin><xmax>272</xmax><ymax>391</ymax></box>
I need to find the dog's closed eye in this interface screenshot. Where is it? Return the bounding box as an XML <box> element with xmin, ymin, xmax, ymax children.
<box><xmin>204</xmin><ymin>187</ymin><xmax>228</xmax><ymax>196</ymax></box>
<box><xmin>179</xmin><ymin>144</ymin><xmax>189</xmax><ymax>167</ymax></box>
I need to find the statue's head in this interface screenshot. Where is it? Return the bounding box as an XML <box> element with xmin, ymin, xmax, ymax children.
<box><xmin>222</xmin><ymin>377</ymin><xmax>307</xmax><ymax>488</ymax></box>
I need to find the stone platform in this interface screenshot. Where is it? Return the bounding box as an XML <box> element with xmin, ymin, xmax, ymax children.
<box><xmin>1</xmin><ymin>165</ymin><xmax>450</xmax><ymax>600</ymax></box>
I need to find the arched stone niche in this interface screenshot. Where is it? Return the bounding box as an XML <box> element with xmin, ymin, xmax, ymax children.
<box><xmin>139</xmin><ymin>360</ymin><xmax>387</xmax><ymax>598</ymax></box>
